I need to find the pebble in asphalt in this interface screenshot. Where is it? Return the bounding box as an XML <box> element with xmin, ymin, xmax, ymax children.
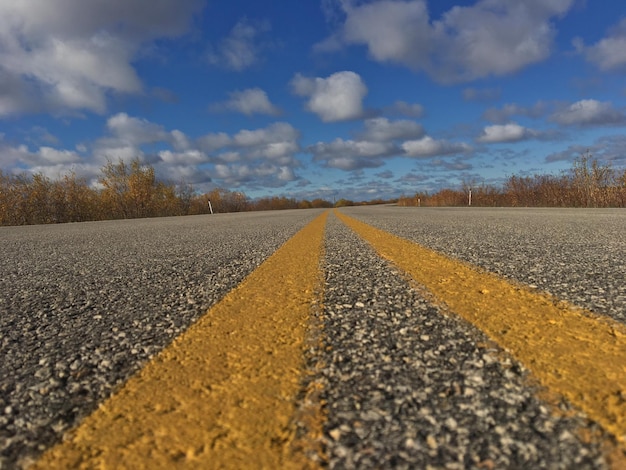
<box><xmin>312</xmin><ymin>213</ymin><xmax>608</xmax><ymax>469</ymax></box>
<box><xmin>0</xmin><ymin>211</ymin><xmax>322</xmax><ymax>469</ymax></box>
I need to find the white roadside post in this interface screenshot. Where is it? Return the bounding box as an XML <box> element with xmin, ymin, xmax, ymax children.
<box><xmin>208</xmin><ymin>199</ymin><xmax>214</xmax><ymax>214</ymax></box>
<box><xmin>468</xmin><ymin>188</ymin><xmax>472</xmax><ymax>206</ymax></box>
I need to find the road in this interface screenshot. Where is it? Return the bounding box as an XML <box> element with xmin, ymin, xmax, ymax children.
<box><xmin>1</xmin><ymin>207</ymin><xmax>625</xmax><ymax>469</ymax></box>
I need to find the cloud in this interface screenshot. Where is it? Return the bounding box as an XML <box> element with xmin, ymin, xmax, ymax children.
<box><xmin>402</xmin><ymin>136</ymin><xmax>472</xmax><ymax>157</ymax></box>
<box><xmin>397</xmin><ymin>172</ymin><xmax>431</xmax><ymax>184</ymax></box>
<box><xmin>197</xmin><ymin>132</ymin><xmax>232</xmax><ymax>153</ymax></box>
<box><xmin>91</xmin><ymin>113</ymin><xmax>178</xmax><ymax>165</ymax></box>
<box><xmin>546</xmin><ymin>134</ymin><xmax>626</xmax><ymax>165</ymax></box>
<box><xmin>544</xmin><ymin>144</ymin><xmax>588</xmax><ymax>163</ymax></box>
<box><xmin>384</xmin><ymin>100</ymin><xmax>424</xmax><ymax>117</ymax></box>
<box><xmin>482</xmin><ymin>101</ymin><xmax>548</xmax><ymax>123</ymax></box>
<box><xmin>376</xmin><ymin>170</ymin><xmax>394</xmax><ymax>179</ymax></box>
<box><xmin>430</xmin><ymin>158</ymin><xmax>473</xmax><ymax>171</ymax></box>
<box><xmin>291</xmin><ymin>71</ymin><xmax>367</xmax><ymax>122</ymax></box>
<box><xmin>316</xmin><ymin>1</ymin><xmax>431</xmax><ymax>59</ymax></box>
<box><xmin>0</xmin><ymin>0</ymin><xmax>202</xmax><ymax>116</ymax></box>
<box><xmin>1</xmin><ymin>114</ymin><xmax>305</xmax><ymax>191</ymax></box>
<box><xmin>233</xmin><ymin>122</ymin><xmax>298</xmax><ymax>147</ymax></box>
<box><xmin>29</xmin><ymin>126</ymin><xmax>61</xmax><ymax>146</ymax></box>
<box><xmin>158</xmin><ymin>149</ymin><xmax>209</xmax><ymax>165</ymax></box>
<box><xmin>106</xmin><ymin>113</ymin><xmax>170</xmax><ymax>145</ymax></box>
<box><xmin>92</xmin><ymin>142</ymin><xmax>145</xmax><ymax>165</ymax></box>
<box><xmin>186</xmin><ymin>123</ymin><xmax>299</xmax><ymax>163</ymax></box>
<box><xmin>310</xmin><ymin>138</ymin><xmax>395</xmax><ymax>159</ymax></box>
<box><xmin>308</xmin><ymin>138</ymin><xmax>393</xmax><ymax>170</ymax></box>
<box><xmin>550</xmin><ymin>99</ymin><xmax>626</xmax><ymax>126</ymax></box>
<box><xmin>214</xmin><ymin>162</ymin><xmax>297</xmax><ymax>188</ymax></box>
<box><xmin>207</xmin><ymin>19</ymin><xmax>271</xmax><ymax>71</ymax></box>
<box><xmin>155</xmin><ymin>165</ymin><xmax>212</xmax><ymax>185</ymax></box>
<box><xmin>575</xmin><ymin>18</ymin><xmax>626</xmax><ymax>71</ymax></box>
<box><xmin>308</xmin><ymin>115</ymin><xmax>470</xmax><ymax>170</ymax></box>
<box><xmin>0</xmin><ymin>71</ymin><xmax>39</xmax><ymax>115</ymax></box>
<box><xmin>358</xmin><ymin>117</ymin><xmax>424</xmax><ymax>142</ymax></box>
<box><xmin>477</xmin><ymin>123</ymin><xmax>539</xmax><ymax>143</ymax></box>
<box><xmin>211</xmin><ymin>88</ymin><xmax>280</xmax><ymax>116</ymax></box>
<box><xmin>151</xmin><ymin>87</ymin><xmax>179</xmax><ymax>103</ymax></box>
<box><xmin>317</xmin><ymin>0</ymin><xmax>575</xmax><ymax>83</ymax></box>
<box><xmin>96</xmin><ymin>115</ymin><xmax>302</xmax><ymax>182</ymax></box>
<box><xmin>170</xmin><ymin>129</ymin><xmax>192</xmax><ymax>151</ymax></box>
<box><xmin>195</xmin><ymin>122</ymin><xmax>301</xmax><ymax>168</ymax></box>
<box><xmin>36</xmin><ymin>147</ymin><xmax>82</xmax><ymax>164</ymax></box>
<box><xmin>0</xmin><ymin>133</ymin><xmax>103</xmax><ymax>182</ymax></box>
<box><xmin>463</xmin><ymin>87</ymin><xmax>501</xmax><ymax>102</ymax></box>
<box><xmin>320</xmin><ymin>156</ymin><xmax>385</xmax><ymax>171</ymax></box>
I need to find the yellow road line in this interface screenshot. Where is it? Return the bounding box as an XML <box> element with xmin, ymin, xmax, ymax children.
<box><xmin>34</xmin><ymin>212</ymin><xmax>328</xmax><ymax>469</ymax></box>
<box><xmin>336</xmin><ymin>211</ymin><xmax>626</xmax><ymax>446</ymax></box>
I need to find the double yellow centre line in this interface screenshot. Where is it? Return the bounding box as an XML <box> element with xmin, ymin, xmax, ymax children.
<box><xmin>35</xmin><ymin>210</ymin><xmax>626</xmax><ymax>468</ymax></box>
<box><xmin>335</xmin><ymin>212</ymin><xmax>626</xmax><ymax>449</ymax></box>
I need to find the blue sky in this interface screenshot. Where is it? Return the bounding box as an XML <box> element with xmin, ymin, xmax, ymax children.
<box><xmin>1</xmin><ymin>0</ymin><xmax>625</xmax><ymax>201</ymax></box>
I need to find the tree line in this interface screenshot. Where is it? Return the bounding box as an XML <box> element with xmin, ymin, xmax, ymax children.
<box><xmin>399</xmin><ymin>154</ymin><xmax>626</xmax><ymax>208</ymax></box>
<box><xmin>1</xmin><ymin>154</ymin><xmax>624</xmax><ymax>226</ymax></box>
<box><xmin>0</xmin><ymin>158</ymin><xmax>334</xmax><ymax>226</ymax></box>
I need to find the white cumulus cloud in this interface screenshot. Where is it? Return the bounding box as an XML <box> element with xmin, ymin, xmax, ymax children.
<box><xmin>158</xmin><ymin>149</ymin><xmax>209</xmax><ymax>165</ymax></box>
<box><xmin>308</xmin><ymin>138</ymin><xmax>393</xmax><ymax>170</ymax></box>
<box><xmin>37</xmin><ymin>147</ymin><xmax>82</xmax><ymax>164</ymax></box>
<box><xmin>359</xmin><ymin>117</ymin><xmax>424</xmax><ymax>142</ymax></box>
<box><xmin>291</xmin><ymin>71</ymin><xmax>367</xmax><ymax>122</ymax></box>
<box><xmin>106</xmin><ymin>113</ymin><xmax>169</xmax><ymax>145</ymax></box>
<box><xmin>214</xmin><ymin>162</ymin><xmax>297</xmax><ymax>188</ymax></box>
<box><xmin>402</xmin><ymin>136</ymin><xmax>471</xmax><ymax>157</ymax></box>
<box><xmin>550</xmin><ymin>99</ymin><xmax>626</xmax><ymax>126</ymax></box>
<box><xmin>318</xmin><ymin>0</ymin><xmax>575</xmax><ymax>83</ymax></box>
<box><xmin>197</xmin><ymin>132</ymin><xmax>232</xmax><ymax>153</ymax></box>
<box><xmin>575</xmin><ymin>18</ymin><xmax>626</xmax><ymax>71</ymax></box>
<box><xmin>478</xmin><ymin>123</ymin><xmax>536</xmax><ymax>143</ymax></box>
<box><xmin>211</xmin><ymin>88</ymin><xmax>280</xmax><ymax>116</ymax></box>
<box><xmin>0</xmin><ymin>0</ymin><xmax>202</xmax><ymax>116</ymax></box>
<box><xmin>233</xmin><ymin>122</ymin><xmax>299</xmax><ymax>148</ymax></box>
<box><xmin>384</xmin><ymin>100</ymin><xmax>425</xmax><ymax>117</ymax></box>
<box><xmin>482</xmin><ymin>101</ymin><xmax>548</xmax><ymax>123</ymax></box>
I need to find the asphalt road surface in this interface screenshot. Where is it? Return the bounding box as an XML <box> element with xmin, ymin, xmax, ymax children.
<box><xmin>1</xmin><ymin>207</ymin><xmax>624</xmax><ymax>469</ymax></box>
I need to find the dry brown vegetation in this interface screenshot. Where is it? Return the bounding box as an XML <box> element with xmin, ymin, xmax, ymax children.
<box><xmin>1</xmin><ymin>154</ymin><xmax>624</xmax><ymax>226</ymax></box>
<box><xmin>0</xmin><ymin>158</ymin><xmax>334</xmax><ymax>226</ymax></box>
<box><xmin>399</xmin><ymin>154</ymin><xmax>626</xmax><ymax>208</ymax></box>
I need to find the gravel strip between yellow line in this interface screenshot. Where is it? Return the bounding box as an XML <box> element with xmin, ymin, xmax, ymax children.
<box><xmin>33</xmin><ymin>212</ymin><xmax>328</xmax><ymax>470</ymax></box>
<box><xmin>337</xmin><ymin>210</ymin><xmax>626</xmax><ymax>449</ymax></box>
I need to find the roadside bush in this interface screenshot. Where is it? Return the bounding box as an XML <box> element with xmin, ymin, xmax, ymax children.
<box><xmin>399</xmin><ymin>154</ymin><xmax>625</xmax><ymax>208</ymax></box>
<box><xmin>1</xmin><ymin>153</ymin><xmax>623</xmax><ymax>226</ymax></box>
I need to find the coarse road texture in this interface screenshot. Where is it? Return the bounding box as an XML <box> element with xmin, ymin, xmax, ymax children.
<box><xmin>1</xmin><ymin>206</ymin><xmax>625</xmax><ymax>469</ymax></box>
<box><xmin>31</xmin><ymin>212</ymin><xmax>328</xmax><ymax>469</ymax></box>
<box><xmin>1</xmin><ymin>210</ymin><xmax>324</xmax><ymax>468</ymax></box>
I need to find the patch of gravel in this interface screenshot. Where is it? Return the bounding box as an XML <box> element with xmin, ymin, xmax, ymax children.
<box><xmin>0</xmin><ymin>210</ymin><xmax>323</xmax><ymax>469</ymax></box>
<box><xmin>313</xmin><ymin>213</ymin><xmax>607</xmax><ymax>469</ymax></box>
<box><xmin>339</xmin><ymin>206</ymin><xmax>626</xmax><ymax>324</ymax></box>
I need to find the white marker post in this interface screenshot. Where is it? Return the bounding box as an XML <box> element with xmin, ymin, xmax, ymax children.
<box><xmin>208</xmin><ymin>199</ymin><xmax>213</xmax><ymax>214</ymax></box>
<box><xmin>468</xmin><ymin>188</ymin><xmax>472</xmax><ymax>206</ymax></box>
